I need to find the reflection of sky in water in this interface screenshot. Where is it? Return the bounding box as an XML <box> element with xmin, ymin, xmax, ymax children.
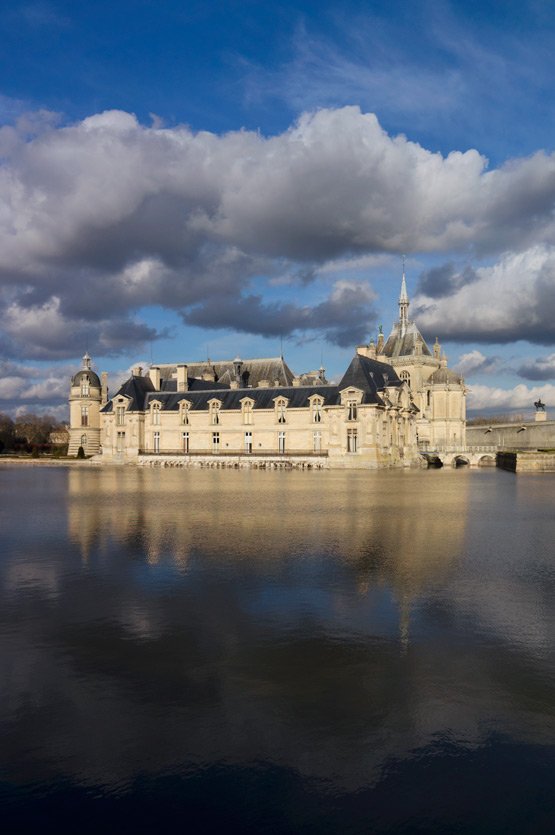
<box><xmin>1</xmin><ymin>465</ymin><xmax>555</xmax><ymax>831</ymax></box>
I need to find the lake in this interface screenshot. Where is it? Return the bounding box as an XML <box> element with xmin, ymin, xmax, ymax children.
<box><xmin>1</xmin><ymin>464</ymin><xmax>555</xmax><ymax>833</ymax></box>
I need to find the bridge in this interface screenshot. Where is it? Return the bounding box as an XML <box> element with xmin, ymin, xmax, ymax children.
<box><xmin>418</xmin><ymin>444</ymin><xmax>498</xmax><ymax>467</ymax></box>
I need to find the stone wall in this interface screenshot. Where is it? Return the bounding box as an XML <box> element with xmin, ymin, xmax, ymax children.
<box><xmin>467</xmin><ymin>420</ymin><xmax>555</xmax><ymax>451</ymax></box>
<box><xmin>496</xmin><ymin>451</ymin><xmax>555</xmax><ymax>472</ymax></box>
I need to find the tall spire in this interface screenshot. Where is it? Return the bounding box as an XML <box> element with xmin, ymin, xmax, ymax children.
<box><xmin>398</xmin><ymin>255</ymin><xmax>409</xmax><ymax>334</ymax></box>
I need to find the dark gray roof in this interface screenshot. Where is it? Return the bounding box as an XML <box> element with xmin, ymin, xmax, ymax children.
<box><xmin>101</xmin><ymin>375</ymin><xmax>155</xmax><ymax>412</ymax></box>
<box><xmin>73</xmin><ymin>368</ymin><xmax>101</xmax><ymax>387</ymax></box>
<box><xmin>103</xmin><ymin>353</ymin><xmax>406</xmax><ymax>414</ymax></box>
<box><xmin>157</xmin><ymin>356</ymin><xmax>294</xmax><ymax>388</ymax></box>
<box><xmin>337</xmin><ymin>354</ymin><xmax>401</xmax><ymax>404</ymax></box>
<box><xmin>383</xmin><ymin>321</ymin><xmax>432</xmax><ymax>358</ymax></box>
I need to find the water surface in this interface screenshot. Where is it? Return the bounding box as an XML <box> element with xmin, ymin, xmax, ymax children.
<box><xmin>1</xmin><ymin>465</ymin><xmax>555</xmax><ymax>833</ymax></box>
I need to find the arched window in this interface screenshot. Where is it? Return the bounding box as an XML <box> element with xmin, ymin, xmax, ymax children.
<box><xmin>242</xmin><ymin>399</ymin><xmax>253</xmax><ymax>425</ymax></box>
<box><xmin>400</xmin><ymin>370</ymin><xmax>410</xmax><ymax>385</ymax></box>
<box><xmin>180</xmin><ymin>401</ymin><xmax>190</xmax><ymax>425</ymax></box>
<box><xmin>81</xmin><ymin>434</ymin><xmax>87</xmax><ymax>446</ymax></box>
<box><xmin>276</xmin><ymin>398</ymin><xmax>287</xmax><ymax>424</ymax></box>
<box><xmin>210</xmin><ymin>401</ymin><xmax>221</xmax><ymax>425</ymax></box>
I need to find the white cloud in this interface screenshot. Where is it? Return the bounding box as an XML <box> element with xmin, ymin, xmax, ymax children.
<box><xmin>453</xmin><ymin>350</ymin><xmax>503</xmax><ymax>377</ymax></box>
<box><xmin>415</xmin><ymin>245</ymin><xmax>555</xmax><ymax>345</ymax></box>
<box><xmin>2</xmin><ymin>106</ymin><xmax>555</xmax><ymax>357</ymax></box>
<box><xmin>468</xmin><ymin>383</ymin><xmax>555</xmax><ymax>412</ymax></box>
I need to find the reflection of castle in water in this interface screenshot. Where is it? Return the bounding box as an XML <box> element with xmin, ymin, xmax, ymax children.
<box><xmin>67</xmin><ymin>468</ymin><xmax>470</xmax><ymax>613</ymax></box>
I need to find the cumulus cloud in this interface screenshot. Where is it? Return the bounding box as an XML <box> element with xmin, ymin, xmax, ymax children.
<box><xmin>517</xmin><ymin>354</ymin><xmax>555</xmax><ymax>381</ymax></box>
<box><xmin>0</xmin><ymin>106</ymin><xmax>555</xmax><ymax>360</ymax></box>
<box><xmin>416</xmin><ymin>262</ymin><xmax>479</xmax><ymax>298</ymax></box>
<box><xmin>453</xmin><ymin>350</ymin><xmax>503</xmax><ymax>377</ymax></box>
<box><xmin>183</xmin><ymin>279</ymin><xmax>377</xmax><ymax>347</ymax></box>
<box><xmin>415</xmin><ymin>245</ymin><xmax>555</xmax><ymax>345</ymax></box>
<box><xmin>468</xmin><ymin>383</ymin><xmax>555</xmax><ymax>412</ymax></box>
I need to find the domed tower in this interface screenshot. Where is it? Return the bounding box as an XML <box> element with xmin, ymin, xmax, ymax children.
<box><xmin>68</xmin><ymin>352</ymin><xmax>106</xmax><ymax>456</ymax></box>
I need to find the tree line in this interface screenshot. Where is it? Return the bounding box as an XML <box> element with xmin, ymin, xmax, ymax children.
<box><xmin>0</xmin><ymin>412</ymin><xmax>68</xmax><ymax>453</ymax></box>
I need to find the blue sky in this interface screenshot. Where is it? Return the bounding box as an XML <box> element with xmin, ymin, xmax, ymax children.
<box><xmin>1</xmin><ymin>0</ymin><xmax>555</xmax><ymax>417</ymax></box>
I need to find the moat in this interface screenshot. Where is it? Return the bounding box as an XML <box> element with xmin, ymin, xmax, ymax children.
<box><xmin>1</xmin><ymin>466</ymin><xmax>555</xmax><ymax>833</ymax></box>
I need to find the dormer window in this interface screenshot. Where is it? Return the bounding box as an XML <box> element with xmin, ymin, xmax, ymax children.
<box><xmin>152</xmin><ymin>403</ymin><xmax>161</xmax><ymax>425</ymax></box>
<box><xmin>81</xmin><ymin>378</ymin><xmax>89</xmax><ymax>396</ymax></box>
<box><xmin>210</xmin><ymin>401</ymin><xmax>221</xmax><ymax>425</ymax></box>
<box><xmin>241</xmin><ymin>399</ymin><xmax>254</xmax><ymax>425</ymax></box>
<box><xmin>180</xmin><ymin>401</ymin><xmax>190</xmax><ymax>425</ymax></box>
<box><xmin>275</xmin><ymin>398</ymin><xmax>287</xmax><ymax>424</ymax></box>
<box><xmin>311</xmin><ymin>398</ymin><xmax>323</xmax><ymax>423</ymax></box>
<box><xmin>116</xmin><ymin>406</ymin><xmax>126</xmax><ymax>426</ymax></box>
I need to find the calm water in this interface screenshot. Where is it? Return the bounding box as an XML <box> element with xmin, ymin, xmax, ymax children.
<box><xmin>1</xmin><ymin>465</ymin><xmax>555</xmax><ymax>833</ymax></box>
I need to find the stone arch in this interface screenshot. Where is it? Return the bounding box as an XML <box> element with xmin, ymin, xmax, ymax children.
<box><xmin>454</xmin><ymin>455</ymin><xmax>470</xmax><ymax>467</ymax></box>
<box><xmin>478</xmin><ymin>454</ymin><xmax>496</xmax><ymax>467</ymax></box>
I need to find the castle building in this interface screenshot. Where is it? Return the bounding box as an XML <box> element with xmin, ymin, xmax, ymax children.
<box><xmin>68</xmin><ymin>272</ymin><xmax>467</xmax><ymax>467</ymax></box>
<box><xmin>379</xmin><ymin>265</ymin><xmax>467</xmax><ymax>449</ymax></box>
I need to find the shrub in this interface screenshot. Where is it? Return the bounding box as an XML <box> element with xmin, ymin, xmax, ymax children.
<box><xmin>77</xmin><ymin>446</ymin><xmax>85</xmax><ymax>459</ymax></box>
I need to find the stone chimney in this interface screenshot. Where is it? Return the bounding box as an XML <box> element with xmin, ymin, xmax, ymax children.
<box><xmin>292</xmin><ymin>376</ymin><xmax>302</xmax><ymax>387</ymax></box>
<box><xmin>101</xmin><ymin>372</ymin><xmax>108</xmax><ymax>405</ymax></box>
<box><xmin>356</xmin><ymin>344</ymin><xmax>370</xmax><ymax>358</ymax></box>
<box><xmin>258</xmin><ymin>379</ymin><xmax>269</xmax><ymax>388</ymax></box>
<box><xmin>132</xmin><ymin>366</ymin><xmax>142</xmax><ymax>377</ymax></box>
<box><xmin>202</xmin><ymin>368</ymin><xmax>214</xmax><ymax>382</ymax></box>
<box><xmin>149</xmin><ymin>366</ymin><xmax>161</xmax><ymax>390</ymax></box>
<box><xmin>177</xmin><ymin>364</ymin><xmax>188</xmax><ymax>392</ymax></box>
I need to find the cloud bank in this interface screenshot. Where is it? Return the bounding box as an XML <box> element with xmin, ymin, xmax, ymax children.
<box><xmin>2</xmin><ymin>106</ymin><xmax>555</xmax><ymax>359</ymax></box>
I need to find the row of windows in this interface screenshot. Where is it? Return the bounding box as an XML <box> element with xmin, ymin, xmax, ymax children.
<box><xmin>150</xmin><ymin>431</ymin><xmax>328</xmax><ymax>454</ymax></box>
<box><xmin>116</xmin><ymin>398</ymin><xmax>356</xmax><ymax>426</ymax></box>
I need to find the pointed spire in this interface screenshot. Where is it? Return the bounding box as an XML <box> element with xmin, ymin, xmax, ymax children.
<box><xmin>398</xmin><ymin>255</ymin><xmax>410</xmax><ymax>334</ymax></box>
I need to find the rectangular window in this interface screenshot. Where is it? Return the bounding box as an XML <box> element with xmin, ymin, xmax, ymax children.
<box><xmin>116</xmin><ymin>406</ymin><xmax>125</xmax><ymax>426</ymax></box>
<box><xmin>312</xmin><ymin>401</ymin><xmax>322</xmax><ymax>423</ymax></box>
<box><xmin>182</xmin><ymin>432</ymin><xmax>189</xmax><ymax>453</ymax></box>
<box><xmin>81</xmin><ymin>406</ymin><xmax>88</xmax><ymax>427</ymax></box>
<box><xmin>181</xmin><ymin>404</ymin><xmax>189</xmax><ymax>424</ymax></box>
<box><xmin>212</xmin><ymin>432</ymin><xmax>220</xmax><ymax>453</ymax></box>
<box><xmin>277</xmin><ymin>402</ymin><xmax>286</xmax><ymax>424</ymax></box>
<box><xmin>347</xmin><ymin>428</ymin><xmax>358</xmax><ymax>452</ymax></box>
<box><xmin>278</xmin><ymin>431</ymin><xmax>286</xmax><ymax>453</ymax></box>
<box><xmin>116</xmin><ymin>431</ymin><xmax>125</xmax><ymax>453</ymax></box>
<box><xmin>347</xmin><ymin>401</ymin><xmax>357</xmax><ymax>421</ymax></box>
<box><xmin>81</xmin><ymin>384</ymin><xmax>89</xmax><ymax>396</ymax></box>
<box><xmin>211</xmin><ymin>404</ymin><xmax>220</xmax><ymax>425</ymax></box>
<box><xmin>152</xmin><ymin>406</ymin><xmax>160</xmax><ymax>425</ymax></box>
<box><xmin>245</xmin><ymin>431</ymin><xmax>252</xmax><ymax>453</ymax></box>
<box><xmin>313</xmin><ymin>430</ymin><xmax>322</xmax><ymax>452</ymax></box>
<box><xmin>153</xmin><ymin>431</ymin><xmax>160</xmax><ymax>453</ymax></box>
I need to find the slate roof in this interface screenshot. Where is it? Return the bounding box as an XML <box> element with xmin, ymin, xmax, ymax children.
<box><xmin>103</xmin><ymin>353</ymin><xmax>406</xmax><ymax>414</ymax></box>
<box><xmin>73</xmin><ymin>368</ymin><xmax>101</xmax><ymax>387</ymax></box>
<box><xmin>157</xmin><ymin>356</ymin><xmax>294</xmax><ymax>389</ymax></box>
<box><xmin>383</xmin><ymin>320</ymin><xmax>432</xmax><ymax>358</ymax></box>
<box><xmin>337</xmin><ymin>353</ymin><xmax>402</xmax><ymax>405</ymax></box>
